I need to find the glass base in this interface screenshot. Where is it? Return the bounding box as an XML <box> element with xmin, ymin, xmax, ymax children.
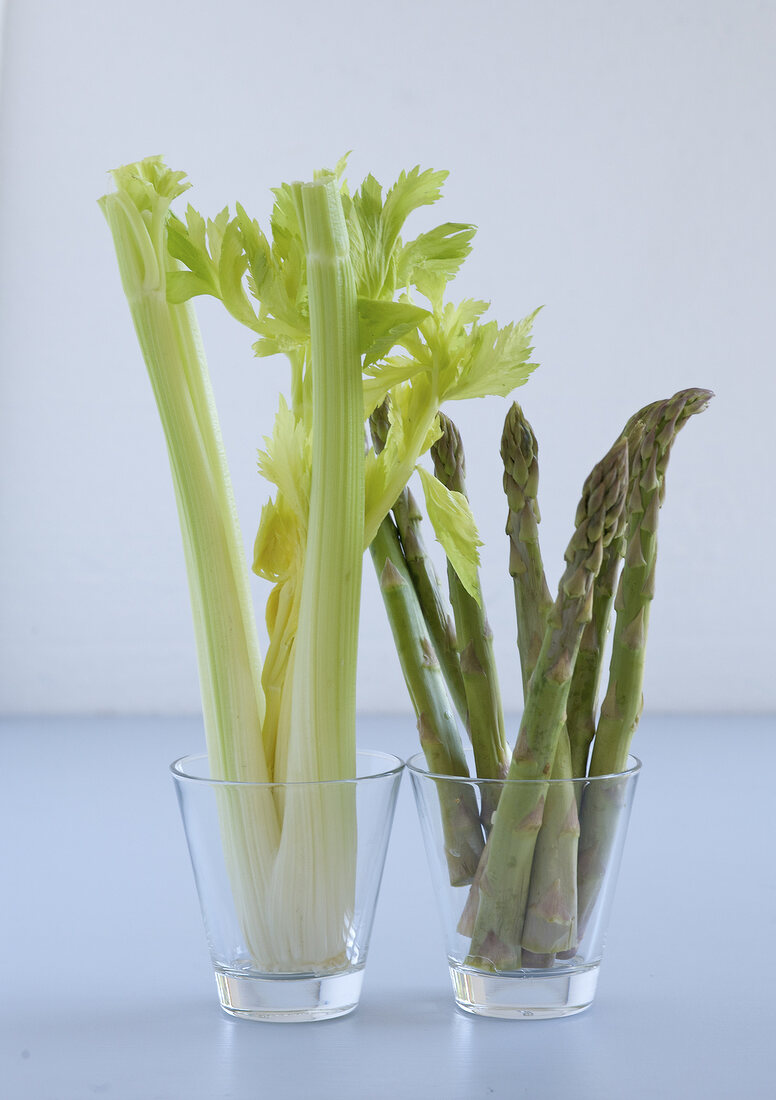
<box><xmin>449</xmin><ymin>960</ymin><xmax>599</xmax><ymax>1019</ymax></box>
<box><xmin>215</xmin><ymin>966</ymin><xmax>364</xmax><ymax>1022</ymax></box>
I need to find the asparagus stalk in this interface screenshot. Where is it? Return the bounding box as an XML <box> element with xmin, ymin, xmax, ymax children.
<box><xmin>368</xmin><ymin>405</ymin><xmax>482</xmax><ymax>884</ymax></box>
<box><xmin>501</xmin><ymin>402</ymin><xmax>553</xmax><ymax>693</ymax></box>
<box><xmin>370</xmin><ymin>515</ymin><xmax>484</xmax><ymax>885</ymax></box>
<box><xmin>565</xmin><ymin>540</ymin><xmax>624</xmax><ymax>780</ymax></box>
<box><xmin>520</xmin><ymin>728</ymin><xmax>580</xmax><ymax>959</ymax></box>
<box><xmin>370</xmin><ymin>400</ymin><xmax>468</xmax><ymax>721</ymax></box>
<box><xmin>501</xmin><ymin>403</ymin><xmax>580</xmax><ymax>963</ymax></box>
<box><xmin>590</xmin><ymin>388</ymin><xmax>713</xmax><ymax>777</ymax></box>
<box><xmin>432</xmin><ymin>415</ymin><xmax>510</xmax><ymax>828</ymax></box>
<box><xmin>565</xmin><ymin>415</ymin><xmax>644</xmax><ymax>779</ymax></box>
<box><xmin>576</xmin><ymin>388</ymin><xmax>713</xmax><ymax>940</ymax></box>
<box><xmin>465</xmin><ymin>437</ymin><xmax>629</xmax><ymax>970</ymax></box>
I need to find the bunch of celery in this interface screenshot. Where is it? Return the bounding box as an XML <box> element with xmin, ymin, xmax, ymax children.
<box><xmin>100</xmin><ymin>156</ymin><xmax>538</xmax><ymax>973</ymax></box>
<box><xmin>373</xmin><ymin>386</ymin><xmax>712</xmax><ymax>969</ymax></box>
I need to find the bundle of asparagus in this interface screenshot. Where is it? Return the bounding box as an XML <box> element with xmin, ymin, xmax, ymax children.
<box><xmin>372</xmin><ymin>385</ymin><xmax>712</xmax><ymax>971</ymax></box>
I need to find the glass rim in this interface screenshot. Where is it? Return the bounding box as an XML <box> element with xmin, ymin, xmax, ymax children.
<box><xmin>170</xmin><ymin>748</ymin><xmax>405</xmax><ymax>788</ymax></box>
<box><xmin>405</xmin><ymin>750</ymin><xmax>642</xmax><ymax>784</ymax></box>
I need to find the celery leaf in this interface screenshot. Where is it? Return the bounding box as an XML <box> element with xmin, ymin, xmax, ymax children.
<box><xmin>398</xmin><ymin>222</ymin><xmax>476</xmax><ymax>307</ymax></box>
<box><xmin>347</xmin><ymin>167</ymin><xmax>450</xmax><ymax>301</ymax></box>
<box><xmin>381</xmin><ymin>167</ymin><xmax>449</xmax><ymax>253</ymax></box>
<box><xmin>358</xmin><ymin>298</ymin><xmax>430</xmax><ymax>369</ymax></box>
<box><xmin>362</xmin><ymin>357</ymin><xmax>427</xmax><ymax>419</ymax></box>
<box><xmin>257</xmin><ymin>396</ymin><xmax>311</xmax><ymax>526</ymax></box>
<box><xmin>444</xmin><ymin>310</ymin><xmax>541</xmax><ymax>401</ymax></box>
<box><xmin>417</xmin><ymin>467</ymin><xmax>483</xmax><ymax>605</ymax></box>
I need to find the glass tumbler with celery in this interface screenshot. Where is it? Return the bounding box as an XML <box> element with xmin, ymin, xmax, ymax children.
<box><xmin>100</xmin><ymin>156</ymin><xmax>539</xmax><ymax>1016</ymax></box>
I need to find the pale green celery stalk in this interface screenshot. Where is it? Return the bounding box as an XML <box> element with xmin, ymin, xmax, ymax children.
<box><xmin>268</xmin><ymin>177</ymin><xmax>364</xmax><ymax>970</ymax></box>
<box><xmin>99</xmin><ymin>162</ymin><xmax>280</xmax><ymax>963</ymax></box>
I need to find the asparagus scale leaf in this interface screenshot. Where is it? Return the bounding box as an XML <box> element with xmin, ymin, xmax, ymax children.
<box><xmin>465</xmin><ymin>436</ymin><xmax>629</xmax><ymax>970</ymax></box>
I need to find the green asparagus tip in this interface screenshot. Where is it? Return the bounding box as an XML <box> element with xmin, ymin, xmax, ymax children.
<box><xmin>369</xmin><ymin>396</ymin><xmax>391</xmax><ymax>456</ymax></box>
<box><xmin>431</xmin><ymin>412</ymin><xmax>466</xmax><ymax>489</ymax></box>
<box><xmin>501</xmin><ymin>402</ymin><xmax>540</xmax><ymax>513</ymax></box>
<box><xmin>569</xmin><ymin>437</ymin><xmax>629</xmax><ymax>567</ymax></box>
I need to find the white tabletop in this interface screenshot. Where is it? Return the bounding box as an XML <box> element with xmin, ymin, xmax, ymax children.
<box><xmin>1</xmin><ymin>713</ymin><xmax>774</xmax><ymax>1099</ymax></box>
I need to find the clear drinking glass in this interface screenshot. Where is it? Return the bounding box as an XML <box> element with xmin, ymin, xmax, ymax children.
<box><xmin>171</xmin><ymin>750</ymin><xmax>403</xmax><ymax>1022</ymax></box>
<box><xmin>408</xmin><ymin>751</ymin><xmax>640</xmax><ymax>1019</ymax></box>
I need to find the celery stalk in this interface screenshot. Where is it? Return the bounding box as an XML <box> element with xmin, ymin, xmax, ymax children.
<box><xmin>99</xmin><ymin>161</ymin><xmax>281</xmax><ymax>961</ymax></box>
<box><xmin>99</xmin><ymin>164</ymin><xmax>268</xmax><ymax>784</ymax></box>
<box><xmin>265</xmin><ymin>178</ymin><xmax>364</xmax><ymax>969</ymax></box>
<box><xmin>283</xmin><ymin>179</ymin><xmax>364</xmax><ymax>784</ymax></box>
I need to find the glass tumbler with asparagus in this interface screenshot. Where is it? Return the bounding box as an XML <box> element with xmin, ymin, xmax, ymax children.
<box><xmin>379</xmin><ymin>388</ymin><xmax>712</xmax><ymax>1017</ymax></box>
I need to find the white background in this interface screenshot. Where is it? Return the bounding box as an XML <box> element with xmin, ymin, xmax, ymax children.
<box><xmin>0</xmin><ymin>0</ymin><xmax>773</xmax><ymax>716</ymax></box>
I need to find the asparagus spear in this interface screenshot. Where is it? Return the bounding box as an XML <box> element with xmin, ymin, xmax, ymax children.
<box><xmin>500</xmin><ymin>402</ymin><xmax>579</xmax><ymax>961</ymax></box>
<box><xmin>432</xmin><ymin>415</ymin><xmax>510</xmax><ymax>829</ymax></box>
<box><xmin>565</xmin><ymin>542</ymin><xmax>624</xmax><ymax>780</ymax></box>
<box><xmin>565</xmin><ymin>415</ymin><xmax>644</xmax><ymax>779</ymax></box>
<box><xmin>370</xmin><ymin>516</ymin><xmax>484</xmax><ymax>884</ymax></box>
<box><xmin>520</xmin><ymin>728</ymin><xmax>580</xmax><ymax>959</ymax></box>
<box><xmin>368</xmin><ymin>409</ymin><xmax>482</xmax><ymax>883</ymax></box>
<box><xmin>576</xmin><ymin>388</ymin><xmax>713</xmax><ymax>939</ymax></box>
<box><xmin>501</xmin><ymin>402</ymin><xmax>553</xmax><ymax>693</ymax></box>
<box><xmin>370</xmin><ymin>399</ymin><xmax>468</xmax><ymax>721</ymax></box>
<box><xmin>465</xmin><ymin>436</ymin><xmax>629</xmax><ymax>970</ymax></box>
<box><xmin>590</xmin><ymin>388</ymin><xmax>713</xmax><ymax>777</ymax></box>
